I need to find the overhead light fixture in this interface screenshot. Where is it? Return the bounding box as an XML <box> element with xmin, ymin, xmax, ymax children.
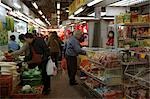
<box><xmin>14</xmin><ymin>2</ymin><xmax>21</xmax><ymax>9</ymax></box>
<box><xmin>57</xmin><ymin>2</ymin><xmax>60</xmax><ymax>9</ymax></box>
<box><xmin>87</xmin><ymin>0</ymin><xmax>103</xmax><ymax>7</ymax></box>
<box><xmin>57</xmin><ymin>18</ymin><xmax>60</xmax><ymax>21</ymax></box>
<box><xmin>74</xmin><ymin>7</ymin><xmax>84</xmax><ymax>15</ymax></box>
<box><xmin>57</xmin><ymin>10</ymin><xmax>60</xmax><ymax>14</ymax></box>
<box><xmin>88</xmin><ymin>12</ymin><xmax>95</xmax><ymax>17</ymax></box>
<box><xmin>57</xmin><ymin>15</ymin><xmax>60</xmax><ymax>19</ymax></box>
<box><xmin>109</xmin><ymin>0</ymin><xmax>148</xmax><ymax>6</ymax></box>
<box><xmin>45</xmin><ymin>18</ymin><xmax>48</xmax><ymax>21</ymax></box>
<box><xmin>42</xmin><ymin>15</ymin><xmax>45</xmax><ymax>18</ymax></box>
<box><xmin>102</xmin><ymin>17</ymin><xmax>114</xmax><ymax>20</ymax></box>
<box><xmin>69</xmin><ymin>16</ymin><xmax>99</xmax><ymax>20</ymax></box>
<box><xmin>32</xmin><ymin>2</ymin><xmax>38</xmax><ymax>9</ymax></box>
<box><xmin>0</xmin><ymin>3</ymin><xmax>12</xmax><ymax>11</ymax></box>
<box><xmin>68</xmin><ymin>14</ymin><xmax>74</xmax><ymax>18</ymax></box>
<box><xmin>101</xmin><ymin>12</ymin><xmax>106</xmax><ymax>16</ymax></box>
<box><xmin>38</xmin><ymin>10</ymin><xmax>43</xmax><ymax>15</ymax></box>
<box><xmin>66</xmin><ymin>10</ymin><xmax>69</xmax><ymax>13</ymax></box>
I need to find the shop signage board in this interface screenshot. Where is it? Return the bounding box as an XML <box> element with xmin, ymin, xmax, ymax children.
<box><xmin>69</xmin><ymin>0</ymin><xmax>87</xmax><ymax>15</ymax></box>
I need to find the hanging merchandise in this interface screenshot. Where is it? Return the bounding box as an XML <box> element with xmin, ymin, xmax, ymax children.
<box><xmin>0</xmin><ymin>20</ymin><xmax>3</xmax><ymax>32</ymax></box>
<box><xmin>0</xmin><ymin>30</ymin><xmax>8</xmax><ymax>46</ymax></box>
<box><xmin>6</xmin><ymin>16</ymin><xmax>14</xmax><ymax>32</ymax></box>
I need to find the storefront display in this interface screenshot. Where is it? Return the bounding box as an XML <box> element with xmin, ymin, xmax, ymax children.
<box><xmin>79</xmin><ymin>48</ymin><xmax>123</xmax><ymax>98</ymax></box>
<box><xmin>79</xmin><ymin>47</ymin><xmax>150</xmax><ymax>99</ymax></box>
<box><xmin>115</xmin><ymin>12</ymin><xmax>150</xmax><ymax>48</ymax></box>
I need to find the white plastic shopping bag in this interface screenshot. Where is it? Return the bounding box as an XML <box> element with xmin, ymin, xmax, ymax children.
<box><xmin>46</xmin><ymin>58</ymin><xmax>57</xmax><ymax>75</ymax></box>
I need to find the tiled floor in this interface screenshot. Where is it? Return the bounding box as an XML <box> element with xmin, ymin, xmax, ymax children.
<box><xmin>43</xmin><ymin>70</ymin><xmax>89</xmax><ymax>99</ymax></box>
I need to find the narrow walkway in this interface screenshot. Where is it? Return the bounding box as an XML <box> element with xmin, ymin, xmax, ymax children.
<box><xmin>43</xmin><ymin>70</ymin><xmax>89</xmax><ymax>99</ymax></box>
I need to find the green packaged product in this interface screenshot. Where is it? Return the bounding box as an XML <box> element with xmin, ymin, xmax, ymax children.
<box><xmin>124</xmin><ymin>13</ymin><xmax>131</xmax><ymax>23</ymax></box>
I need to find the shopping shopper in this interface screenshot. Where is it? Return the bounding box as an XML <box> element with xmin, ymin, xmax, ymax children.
<box><xmin>24</xmin><ymin>33</ymin><xmax>50</xmax><ymax>94</ymax></box>
<box><xmin>11</xmin><ymin>34</ymin><xmax>30</xmax><ymax>61</ymax></box>
<box><xmin>65</xmin><ymin>30</ymin><xmax>86</xmax><ymax>86</ymax></box>
<box><xmin>8</xmin><ymin>35</ymin><xmax>20</xmax><ymax>52</ymax></box>
<box><xmin>48</xmin><ymin>31</ymin><xmax>61</xmax><ymax>68</ymax></box>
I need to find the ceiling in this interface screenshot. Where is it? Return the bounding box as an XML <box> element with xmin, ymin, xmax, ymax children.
<box><xmin>21</xmin><ymin>0</ymin><xmax>73</xmax><ymax>26</ymax></box>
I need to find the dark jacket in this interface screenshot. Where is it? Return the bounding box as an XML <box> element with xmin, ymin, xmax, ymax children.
<box><xmin>48</xmin><ymin>36</ymin><xmax>60</xmax><ymax>53</ymax></box>
<box><xmin>28</xmin><ymin>37</ymin><xmax>50</xmax><ymax>64</ymax></box>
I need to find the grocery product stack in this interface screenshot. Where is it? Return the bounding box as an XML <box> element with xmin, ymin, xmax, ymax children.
<box><xmin>114</xmin><ymin>12</ymin><xmax>150</xmax><ymax>48</ymax></box>
<box><xmin>80</xmin><ymin>49</ymin><xmax>123</xmax><ymax>99</ymax></box>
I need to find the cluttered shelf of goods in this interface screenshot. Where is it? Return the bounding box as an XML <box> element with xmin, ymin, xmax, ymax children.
<box><xmin>79</xmin><ymin>48</ymin><xmax>150</xmax><ymax>99</ymax></box>
<box><xmin>111</xmin><ymin>12</ymin><xmax>150</xmax><ymax>48</ymax></box>
<box><xmin>0</xmin><ymin>51</ymin><xmax>43</xmax><ymax>98</ymax></box>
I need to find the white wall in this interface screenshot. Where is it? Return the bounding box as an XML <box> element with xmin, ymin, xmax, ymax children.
<box><xmin>106</xmin><ymin>7</ymin><xmax>129</xmax><ymax>16</ymax></box>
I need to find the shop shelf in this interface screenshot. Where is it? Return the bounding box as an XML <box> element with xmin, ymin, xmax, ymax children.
<box><xmin>117</xmin><ymin>23</ymin><xmax>150</xmax><ymax>26</ymax></box>
<box><xmin>81</xmin><ymin>69</ymin><xmax>122</xmax><ymax>86</ymax></box>
<box><xmin>88</xmin><ymin>59</ymin><xmax>103</xmax><ymax>67</ymax></box>
<box><xmin>121</xmin><ymin>61</ymin><xmax>148</xmax><ymax>65</ymax></box>
<box><xmin>81</xmin><ymin>82</ymin><xmax>102</xmax><ymax>98</ymax></box>
<box><xmin>81</xmin><ymin>69</ymin><xmax>105</xmax><ymax>85</ymax></box>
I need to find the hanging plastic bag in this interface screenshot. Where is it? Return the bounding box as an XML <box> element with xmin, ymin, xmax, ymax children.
<box><xmin>46</xmin><ymin>58</ymin><xmax>57</xmax><ymax>75</ymax></box>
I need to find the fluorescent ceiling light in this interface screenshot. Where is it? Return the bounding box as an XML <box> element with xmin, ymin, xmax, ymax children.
<box><xmin>57</xmin><ymin>15</ymin><xmax>60</xmax><ymax>19</ymax></box>
<box><xmin>74</xmin><ymin>7</ymin><xmax>84</xmax><ymax>15</ymax></box>
<box><xmin>66</xmin><ymin>10</ymin><xmax>69</xmax><ymax>13</ymax></box>
<box><xmin>87</xmin><ymin>0</ymin><xmax>103</xmax><ymax>7</ymax></box>
<box><xmin>57</xmin><ymin>2</ymin><xmax>60</xmax><ymax>9</ymax></box>
<box><xmin>69</xmin><ymin>14</ymin><xmax>74</xmax><ymax>18</ymax></box>
<box><xmin>38</xmin><ymin>10</ymin><xmax>43</xmax><ymax>15</ymax></box>
<box><xmin>69</xmin><ymin>16</ymin><xmax>99</xmax><ymax>20</ymax></box>
<box><xmin>32</xmin><ymin>2</ymin><xmax>38</xmax><ymax>9</ymax></box>
<box><xmin>57</xmin><ymin>18</ymin><xmax>60</xmax><ymax>21</ymax></box>
<box><xmin>14</xmin><ymin>2</ymin><xmax>21</xmax><ymax>9</ymax></box>
<box><xmin>45</xmin><ymin>18</ymin><xmax>48</xmax><ymax>21</ymax></box>
<box><xmin>57</xmin><ymin>10</ymin><xmax>60</xmax><ymax>14</ymax></box>
<box><xmin>101</xmin><ymin>12</ymin><xmax>106</xmax><ymax>16</ymax></box>
<box><xmin>42</xmin><ymin>15</ymin><xmax>45</xmax><ymax>18</ymax></box>
<box><xmin>0</xmin><ymin>3</ymin><xmax>12</xmax><ymax>10</ymax></box>
<box><xmin>88</xmin><ymin>12</ymin><xmax>95</xmax><ymax>17</ymax></box>
<box><xmin>35</xmin><ymin>18</ymin><xmax>46</xmax><ymax>27</ymax></box>
<box><xmin>109</xmin><ymin>0</ymin><xmax>148</xmax><ymax>6</ymax></box>
<box><xmin>102</xmin><ymin>17</ymin><xmax>114</xmax><ymax>20</ymax></box>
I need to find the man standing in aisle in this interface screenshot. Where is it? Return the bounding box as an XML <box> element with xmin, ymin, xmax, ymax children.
<box><xmin>65</xmin><ymin>30</ymin><xmax>86</xmax><ymax>86</ymax></box>
<box><xmin>24</xmin><ymin>33</ymin><xmax>50</xmax><ymax>94</ymax></box>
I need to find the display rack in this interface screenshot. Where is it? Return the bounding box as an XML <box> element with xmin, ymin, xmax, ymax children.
<box><xmin>121</xmin><ymin>49</ymin><xmax>150</xmax><ymax>99</ymax></box>
<box><xmin>79</xmin><ymin>49</ymin><xmax>123</xmax><ymax>98</ymax></box>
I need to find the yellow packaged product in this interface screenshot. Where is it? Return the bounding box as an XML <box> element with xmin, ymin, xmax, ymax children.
<box><xmin>142</xmin><ymin>15</ymin><xmax>149</xmax><ymax>23</ymax></box>
<box><xmin>116</xmin><ymin>15</ymin><xmax>124</xmax><ymax>24</ymax></box>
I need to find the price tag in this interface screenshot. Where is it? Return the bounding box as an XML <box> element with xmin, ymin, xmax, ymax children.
<box><xmin>140</xmin><ymin>53</ymin><xmax>146</xmax><ymax>59</ymax></box>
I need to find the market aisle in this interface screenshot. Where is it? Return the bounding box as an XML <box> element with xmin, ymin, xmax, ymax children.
<box><xmin>43</xmin><ymin>70</ymin><xmax>88</xmax><ymax>99</ymax></box>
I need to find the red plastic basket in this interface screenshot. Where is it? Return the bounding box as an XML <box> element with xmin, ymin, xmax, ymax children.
<box><xmin>0</xmin><ymin>75</ymin><xmax>13</xmax><ymax>85</ymax></box>
<box><xmin>0</xmin><ymin>75</ymin><xmax>13</xmax><ymax>97</ymax></box>
<box><xmin>11</xmin><ymin>85</ymin><xmax>44</xmax><ymax>99</ymax></box>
